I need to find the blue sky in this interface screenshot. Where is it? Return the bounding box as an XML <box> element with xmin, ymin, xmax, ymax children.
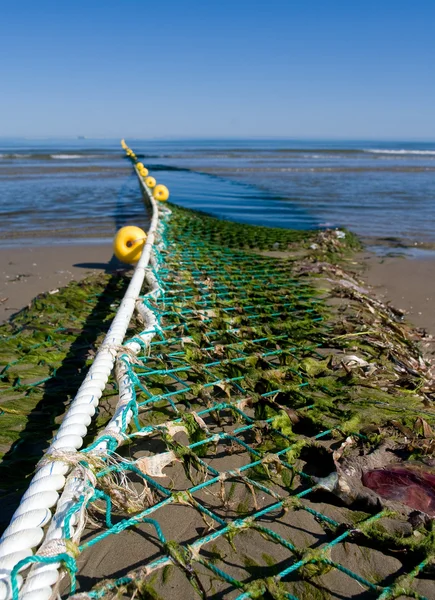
<box><xmin>0</xmin><ymin>0</ymin><xmax>434</xmax><ymax>139</ymax></box>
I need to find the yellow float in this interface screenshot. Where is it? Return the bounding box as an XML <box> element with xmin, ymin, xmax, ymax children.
<box><xmin>153</xmin><ymin>184</ymin><xmax>170</xmax><ymax>201</ymax></box>
<box><xmin>145</xmin><ymin>176</ymin><xmax>156</xmax><ymax>188</ymax></box>
<box><xmin>113</xmin><ymin>226</ymin><xmax>147</xmax><ymax>264</ymax></box>
<box><xmin>136</xmin><ymin>162</ymin><xmax>144</xmax><ymax>170</ymax></box>
<box><xmin>139</xmin><ymin>167</ymin><xmax>149</xmax><ymax>177</ymax></box>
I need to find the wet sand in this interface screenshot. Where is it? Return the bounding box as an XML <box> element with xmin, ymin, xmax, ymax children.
<box><xmin>360</xmin><ymin>251</ymin><xmax>435</xmax><ymax>336</ymax></box>
<box><xmin>0</xmin><ymin>243</ymin><xmax>116</xmax><ymax>323</ymax></box>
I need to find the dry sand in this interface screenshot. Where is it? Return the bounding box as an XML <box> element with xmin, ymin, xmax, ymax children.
<box><xmin>0</xmin><ymin>243</ymin><xmax>117</xmax><ymax>323</ymax></box>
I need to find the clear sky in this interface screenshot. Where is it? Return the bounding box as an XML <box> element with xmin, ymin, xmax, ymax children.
<box><xmin>0</xmin><ymin>0</ymin><xmax>434</xmax><ymax>140</ymax></box>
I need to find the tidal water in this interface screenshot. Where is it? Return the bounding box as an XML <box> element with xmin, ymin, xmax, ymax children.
<box><xmin>0</xmin><ymin>138</ymin><xmax>434</xmax><ymax>248</ymax></box>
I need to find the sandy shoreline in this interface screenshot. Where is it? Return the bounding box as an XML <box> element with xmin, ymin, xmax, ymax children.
<box><xmin>0</xmin><ymin>242</ymin><xmax>120</xmax><ymax>323</ymax></box>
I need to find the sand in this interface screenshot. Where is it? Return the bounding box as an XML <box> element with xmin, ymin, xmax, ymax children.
<box><xmin>359</xmin><ymin>251</ymin><xmax>435</xmax><ymax>337</ymax></box>
<box><xmin>0</xmin><ymin>243</ymin><xmax>118</xmax><ymax>323</ymax></box>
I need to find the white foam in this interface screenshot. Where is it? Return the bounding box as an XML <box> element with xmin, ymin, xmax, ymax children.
<box><xmin>365</xmin><ymin>149</ymin><xmax>435</xmax><ymax>155</ymax></box>
<box><xmin>50</xmin><ymin>154</ymin><xmax>83</xmax><ymax>159</ymax></box>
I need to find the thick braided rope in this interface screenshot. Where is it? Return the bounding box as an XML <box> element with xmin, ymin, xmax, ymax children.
<box><xmin>0</xmin><ymin>164</ymin><xmax>162</xmax><ymax>600</ymax></box>
<box><xmin>18</xmin><ymin>184</ymin><xmax>171</xmax><ymax>600</ymax></box>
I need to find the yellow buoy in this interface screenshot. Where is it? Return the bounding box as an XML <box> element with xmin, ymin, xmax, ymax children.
<box><xmin>113</xmin><ymin>226</ymin><xmax>147</xmax><ymax>264</ymax></box>
<box><xmin>139</xmin><ymin>167</ymin><xmax>149</xmax><ymax>177</ymax></box>
<box><xmin>136</xmin><ymin>162</ymin><xmax>144</xmax><ymax>170</ymax></box>
<box><xmin>153</xmin><ymin>184</ymin><xmax>170</xmax><ymax>201</ymax></box>
<box><xmin>145</xmin><ymin>176</ymin><xmax>156</xmax><ymax>188</ymax></box>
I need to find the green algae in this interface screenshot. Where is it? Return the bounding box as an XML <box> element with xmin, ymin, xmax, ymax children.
<box><xmin>2</xmin><ymin>187</ymin><xmax>435</xmax><ymax>599</ymax></box>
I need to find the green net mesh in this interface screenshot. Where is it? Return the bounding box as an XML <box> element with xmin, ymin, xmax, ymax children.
<box><xmin>1</xmin><ymin>196</ymin><xmax>435</xmax><ymax>600</ymax></box>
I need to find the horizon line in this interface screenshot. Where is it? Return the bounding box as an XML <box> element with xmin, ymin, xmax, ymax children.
<box><xmin>1</xmin><ymin>135</ymin><xmax>435</xmax><ymax>143</ymax></box>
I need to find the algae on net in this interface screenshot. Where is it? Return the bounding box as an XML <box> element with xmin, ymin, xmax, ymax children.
<box><xmin>2</xmin><ymin>202</ymin><xmax>435</xmax><ymax>600</ymax></box>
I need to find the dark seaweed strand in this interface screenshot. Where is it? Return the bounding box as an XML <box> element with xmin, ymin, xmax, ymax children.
<box><xmin>2</xmin><ymin>150</ymin><xmax>435</xmax><ymax>600</ymax></box>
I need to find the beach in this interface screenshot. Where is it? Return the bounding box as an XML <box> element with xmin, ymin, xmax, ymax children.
<box><xmin>2</xmin><ymin>139</ymin><xmax>435</xmax><ymax>329</ymax></box>
<box><xmin>1</xmin><ymin>202</ymin><xmax>432</xmax><ymax>599</ymax></box>
<box><xmin>2</xmin><ymin>140</ymin><xmax>435</xmax><ymax>598</ymax></box>
<box><xmin>1</xmin><ymin>138</ymin><xmax>435</xmax><ymax>328</ymax></box>
<box><xmin>2</xmin><ymin>0</ymin><xmax>435</xmax><ymax>594</ymax></box>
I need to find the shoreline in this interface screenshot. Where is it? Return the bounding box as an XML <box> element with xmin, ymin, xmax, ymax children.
<box><xmin>0</xmin><ymin>242</ymin><xmax>123</xmax><ymax>323</ymax></box>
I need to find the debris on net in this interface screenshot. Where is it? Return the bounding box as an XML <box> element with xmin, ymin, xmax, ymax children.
<box><xmin>1</xmin><ymin>202</ymin><xmax>435</xmax><ymax>600</ymax></box>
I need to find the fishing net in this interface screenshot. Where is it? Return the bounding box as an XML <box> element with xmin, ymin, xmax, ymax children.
<box><xmin>1</xmin><ymin>155</ymin><xmax>435</xmax><ymax>600</ymax></box>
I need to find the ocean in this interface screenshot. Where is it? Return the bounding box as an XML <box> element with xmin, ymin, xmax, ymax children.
<box><xmin>1</xmin><ymin>138</ymin><xmax>434</xmax><ymax>250</ymax></box>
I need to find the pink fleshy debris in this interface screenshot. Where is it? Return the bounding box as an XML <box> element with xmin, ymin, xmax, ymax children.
<box><xmin>362</xmin><ymin>462</ymin><xmax>435</xmax><ymax>516</ymax></box>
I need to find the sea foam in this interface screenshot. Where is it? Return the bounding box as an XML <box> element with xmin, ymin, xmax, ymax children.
<box><xmin>50</xmin><ymin>154</ymin><xmax>83</xmax><ymax>159</ymax></box>
<box><xmin>366</xmin><ymin>149</ymin><xmax>435</xmax><ymax>155</ymax></box>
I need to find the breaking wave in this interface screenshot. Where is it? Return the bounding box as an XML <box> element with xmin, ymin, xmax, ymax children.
<box><xmin>365</xmin><ymin>149</ymin><xmax>435</xmax><ymax>156</ymax></box>
<box><xmin>50</xmin><ymin>154</ymin><xmax>83</xmax><ymax>159</ymax></box>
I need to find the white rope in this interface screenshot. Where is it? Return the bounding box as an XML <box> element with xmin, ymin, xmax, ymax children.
<box><xmin>0</xmin><ymin>165</ymin><xmax>163</xmax><ymax>600</ymax></box>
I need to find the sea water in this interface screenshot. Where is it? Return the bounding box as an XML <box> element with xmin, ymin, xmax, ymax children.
<box><xmin>0</xmin><ymin>138</ymin><xmax>434</xmax><ymax>248</ymax></box>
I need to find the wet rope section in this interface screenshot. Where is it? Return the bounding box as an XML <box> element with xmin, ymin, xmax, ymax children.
<box><xmin>0</xmin><ymin>141</ymin><xmax>435</xmax><ymax>600</ymax></box>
